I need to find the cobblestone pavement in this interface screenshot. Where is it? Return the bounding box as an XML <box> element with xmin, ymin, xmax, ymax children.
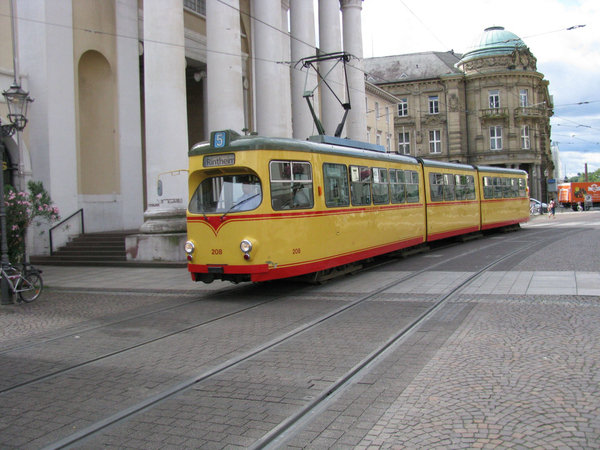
<box><xmin>352</xmin><ymin>295</ymin><xmax>600</xmax><ymax>450</ymax></box>
<box><xmin>0</xmin><ymin>211</ymin><xmax>598</xmax><ymax>449</ymax></box>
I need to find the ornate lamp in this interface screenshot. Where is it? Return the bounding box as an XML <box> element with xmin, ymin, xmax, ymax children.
<box><xmin>3</xmin><ymin>83</ymin><xmax>33</xmax><ymax>133</ymax></box>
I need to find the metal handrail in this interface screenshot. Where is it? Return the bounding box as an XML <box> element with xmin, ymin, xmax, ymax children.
<box><xmin>49</xmin><ymin>208</ymin><xmax>84</xmax><ymax>255</ymax></box>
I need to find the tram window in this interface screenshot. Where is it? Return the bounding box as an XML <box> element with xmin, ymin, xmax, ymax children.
<box><xmin>510</xmin><ymin>178</ymin><xmax>520</xmax><ymax>198</ymax></box>
<box><xmin>455</xmin><ymin>174</ymin><xmax>467</xmax><ymax>200</ymax></box>
<box><xmin>350</xmin><ymin>165</ymin><xmax>372</xmax><ymax>206</ymax></box>
<box><xmin>372</xmin><ymin>168</ymin><xmax>389</xmax><ymax>204</ymax></box>
<box><xmin>443</xmin><ymin>173</ymin><xmax>455</xmax><ymax>201</ymax></box>
<box><xmin>518</xmin><ymin>178</ymin><xmax>527</xmax><ymax>197</ymax></box>
<box><xmin>493</xmin><ymin>177</ymin><xmax>503</xmax><ymax>199</ymax></box>
<box><xmin>406</xmin><ymin>170</ymin><xmax>420</xmax><ymax>203</ymax></box>
<box><xmin>270</xmin><ymin>160</ymin><xmax>314</xmax><ymax>210</ymax></box>
<box><xmin>502</xmin><ymin>177</ymin><xmax>512</xmax><ymax>198</ymax></box>
<box><xmin>323</xmin><ymin>163</ymin><xmax>350</xmax><ymax>207</ymax></box>
<box><xmin>188</xmin><ymin>174</ymin><xmax>262</xmax><ymax>214</ymax></box>
<box><xmin>429</xmin><ymin>172</ymin><xmax>444</xmax><ymax>202</ymax></box>
<box><xmin>466</xmin><ymin>175</ymin><xmax>476</xmax><ymax>200</ymax></box>
<box><xmin>390</xmin><ymin>169</ymin><xmax>406</xmax><ymax>204</ymax></box>
<box><xmin>483</xmin><ymin>176</ymin><xmax>493</xmax><ymax>199</ymax></box>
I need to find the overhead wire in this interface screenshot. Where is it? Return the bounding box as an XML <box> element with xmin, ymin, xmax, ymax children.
<box><xmin>2</xmin><ymin>5</ymin><xmax>595</xmax><ymax>145</ymax></box>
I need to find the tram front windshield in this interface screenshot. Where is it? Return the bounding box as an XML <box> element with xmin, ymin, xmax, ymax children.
<box><xmin>189</xmin><ymin>174</ymin><xmax>262</xmax><ymax>214</ymax></box>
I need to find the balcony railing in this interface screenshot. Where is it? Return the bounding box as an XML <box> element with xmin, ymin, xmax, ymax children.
<box><xmin>480</xmin><ymin>107</ymin><xmax>508</xmax><ymax>119</ymax></box>
<box><xmin>514</xmin><ymin>106</ymin><xmax>546</xmax><ymax>118</ymax></box>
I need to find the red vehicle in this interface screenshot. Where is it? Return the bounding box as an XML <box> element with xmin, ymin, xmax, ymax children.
<box><xmin>557</xmin><ymin>182</ymin><xmax>600</xmax><ymax>210</ymax></box>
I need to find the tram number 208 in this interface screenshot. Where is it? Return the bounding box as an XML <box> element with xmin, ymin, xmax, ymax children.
<box><xmin>292</xmin><ymin>248</ymin><xmax>301</xmax><ymax>255</ymax></box>
<box><xmin>212</xmin><ymin>249</ymin><xmax>223</xmax><ymax>255</ymax></box>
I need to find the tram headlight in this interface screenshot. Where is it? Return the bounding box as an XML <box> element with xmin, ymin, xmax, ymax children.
<box><xmin>184</xmin><ymin>241</ymin><xmax>195</xmax><ymax>261</ymax></box>
<box><xmin>240</xmin><ymin>239</ymin><xmax>252</xmax><ymax>253</ymax></box>
<box><xmin>240</xmin><ymin>239</ymin><xmax>252</xmax><ymax>260</ymax></box>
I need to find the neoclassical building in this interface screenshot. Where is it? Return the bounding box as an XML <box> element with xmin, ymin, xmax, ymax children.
<box><xmin>1</xmin><ymin>0</ymin><xmax>372</xmax><ymax>260</ymax></box>
<box><xmin>364</xmin><ymin>26</ymin><xmax>554</xmax><ymax>201</ymax></box>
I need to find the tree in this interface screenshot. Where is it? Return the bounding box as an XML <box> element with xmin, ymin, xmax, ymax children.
<box><xmin>568</xmin><ymin>168</ymin><xmax>600</xmax><ymax>183</ymax></box>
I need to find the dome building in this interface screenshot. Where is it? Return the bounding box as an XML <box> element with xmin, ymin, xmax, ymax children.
<box><xmin>456</xmin><ymin>26</ymin><xmax>553</xmax><ymax>202</ymax></box>
<box><xmin>365</xmin><ymin>26</ymin><xmax>554</xmax><ymax>201</ymax></box>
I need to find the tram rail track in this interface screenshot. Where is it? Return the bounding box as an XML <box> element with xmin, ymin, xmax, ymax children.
<box><xmin>0</xmin><ymin>282</ymin><xmax>313</xmax><ymax>394</ymax></box>
<box><xmin>27</xmin><ymin>227</ymin><xmax>565</xmax><ymax>450</ymax></box>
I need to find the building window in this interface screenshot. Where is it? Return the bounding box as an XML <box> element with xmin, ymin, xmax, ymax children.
<box><xmin>489</xmin><ymin>90</ymin><xmax>500</xmax><ymax>109</ymax></box>
<box><xmin>365</xmin><ymin>96</ymin><xmax>368</xmax><ymax>113</ymax></box>
<box><xmin>520</xmin><ymin>89</ymin><xmax>528</xmax><ymax>107</ymax></box>
<box><xmin>385</xmin><ymin>106</ymin><xmax>389</xmax><ymax>124</ymax></box>
<box><xmin>375</xmin><ymin>101</ymin><xmax>380</xmax><ymax>119</ymax></box>
<box><xmin>398</xmin><ymin>131</ymin><xmax>410</xmax><ymax>155</ymax></box>
<box><xmin>521</xmin><ymin>125</ymin><xmax>530</xmax><ymax>149</ymax></box>
<box><xmin>376</xmin><ymin>132</ymin><xmax>381</xmax><ymax>146</ymax></box>
<box><xmin>429</xmin><ymin>96</ymin><xmax>439</xmax><ymax>114</ymax></box>
<box><xmin>398</xmin><ymin>99</ymin><xmax>408</xmax><ymax>117</ymax></box>
<box><xmin>366</xmin><ymin>127</ymin><xmax>371</xmax><ymax>143</ymax></box>
<box><xmin>490</xmin><ymin>126</ymin><xmax>502</xmax><ymax>150</ymax></box>
<box><xmin>386</xmin><ymin>133</ymin><xmax>391</xmax><ymax>152</ymax></box>
<box><xmin>429</xmin><ymin>130</ymin><xmax>441</xmax><ymax>153</ymax></box>
<box><xmin>184</xmin><ymin>0</ymin><xmax>206</xmax><ymax>15</ymax></box>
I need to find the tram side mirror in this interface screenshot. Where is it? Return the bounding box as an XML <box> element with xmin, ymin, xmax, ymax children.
<box><xmin>157</xmin><ymin>180</ymin><xmax>163</xmax><ymax>197</ymax></box>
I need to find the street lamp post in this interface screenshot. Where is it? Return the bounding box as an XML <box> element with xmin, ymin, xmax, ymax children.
<box><xmin>1</xmin><ymin>83</ymin><xmax>33</xmax><ymax>305</ymax></box>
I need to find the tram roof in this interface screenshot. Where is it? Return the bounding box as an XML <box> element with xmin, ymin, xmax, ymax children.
<box><xmin>190</xmin><ymin>130</ymin><xmax>420</xmax><ymax>166</ymax></box>
<box><xmin>473</xmin><ymin>165</ymin><xmax>528</xmax><ymax>176</ymax></box>
<box><xmin>419</xmin><ymin>159</ymin><xmax>527</xmax><ymax>176</ymax></box>
<box><xmin>190</xmin><ymin>131</ymin><xmax>528</xmax><ymax>177</ymax></box>
<box><xmin>418</xmin><ymin>158</ymin><xmax>476</xmax><ymax>172</ymax></box>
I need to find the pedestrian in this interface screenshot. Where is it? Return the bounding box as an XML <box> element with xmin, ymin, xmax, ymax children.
<box><xmin>548</xmin><ymin>198</ymin><xmax>556</xmax><ymax>218</ymax></box>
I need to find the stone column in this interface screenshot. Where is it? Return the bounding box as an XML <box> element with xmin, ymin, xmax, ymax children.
<box><xmin>206</xmin><ymin>0</ymin><xmax>244</xmax><ymax>133</ymax></box>
<box><xmin>290</xmin><ymin>0</ymin><xmax>317</xmax><ymax>139</ymax></box>
<box><xmin>340</xmin><ymin>0</ymin><xmax>366</xmax><ymax>141</ymax></box>
<box><xmin>17</xmin><ymin>0</ymin><xmax>79</xmax><ymax>229</ymax></box>
<box><xmin>318</xmin><ymin>0</ymin><xmax>343</xmax><ymax>136</ymax></box>
<box><xmin>533</xmin><ymin>164</ymin><xmax>542</xmax><ymax>201</ymax></box>
<box><xmin>140</xmin><ymin>0</ymin><xmax>188</xmax><ymax>233</ymax></box>
<box><xmin>254</xmin><ymin>0</ymin><xmax>291</xmax><ymax>137</ymax></box>
<box><xmin>116</xmin><ymin>0</ymin><xmax>144</xmax><ymax>230</ymax></box>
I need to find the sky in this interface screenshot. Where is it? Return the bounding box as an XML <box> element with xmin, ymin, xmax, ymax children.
<box><xmin>360</xmin><ymin>0</ymin><xmax>600</xmax><ymax>178</ymax></box>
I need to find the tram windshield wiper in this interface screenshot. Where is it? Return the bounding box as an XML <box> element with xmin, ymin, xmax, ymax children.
<box><xmin>220</xmin><ymin>194</ymin><xmax>260</xmax><ymax>220</ymax></box>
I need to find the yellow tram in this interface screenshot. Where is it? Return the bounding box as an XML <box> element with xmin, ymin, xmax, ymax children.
<box><xmin>185</xmin><ymin>130</ymin><xmax>529</xmax><ymax>284</ymax></box>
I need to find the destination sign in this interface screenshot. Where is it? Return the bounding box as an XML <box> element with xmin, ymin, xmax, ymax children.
<box><xmin>204</xmin><ymin>153</ymin><xmax>235</xmax><ymax>168</ymax></box>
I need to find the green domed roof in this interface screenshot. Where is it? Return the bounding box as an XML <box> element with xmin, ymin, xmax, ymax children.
<box><xmin>460</xmin><ymin>26</ymin><xmax>525</xmax><ymax>63</ymax></box>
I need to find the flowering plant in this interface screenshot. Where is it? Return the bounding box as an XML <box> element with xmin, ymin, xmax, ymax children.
<box><xmin>4</xmin><ymin>181</ymin><xmax>60</xmax><ymax>263</ymax></box>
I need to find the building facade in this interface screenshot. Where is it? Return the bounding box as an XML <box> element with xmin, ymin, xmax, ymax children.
<box><xmin>365</xmin><ymin>27</ymin><xmax>554</xmax><ymax>201</ymax></box>
<box><xmin>0</xmin><ymin>0</ymin><xmax>368</xmax><ymax>260</ymax></box>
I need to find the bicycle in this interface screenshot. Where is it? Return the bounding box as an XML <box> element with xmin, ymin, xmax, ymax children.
<box><xmin>1</xmin><ymin>262</ymin><xmax>43</xmax><ymax>303</ymax></box>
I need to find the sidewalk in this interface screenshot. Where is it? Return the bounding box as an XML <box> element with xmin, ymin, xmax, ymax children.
<box><xmin>37</xmin><ymin>265</ymin><xmax>600</xmax><ymax>297</ymax></box>
<box><xmin>39</xmin><ymin>265</ymin><xmax>224</xmax><ymax>292</ymax></box>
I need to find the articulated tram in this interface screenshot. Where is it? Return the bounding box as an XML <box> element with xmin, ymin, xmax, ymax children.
<box><xmin>185</xmin><ymin>130</ymin><xmax>529</xmax><ymax>284</ymax></box>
